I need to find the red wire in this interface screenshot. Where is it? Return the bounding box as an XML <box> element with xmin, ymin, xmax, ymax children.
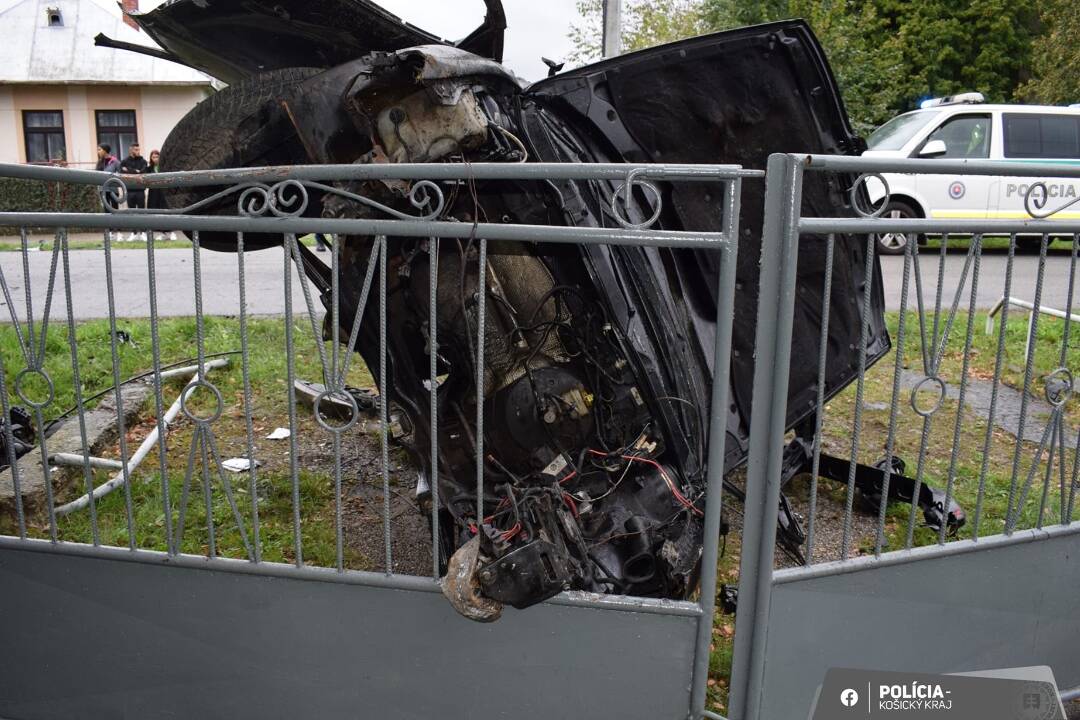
<box><xmin>589</xmin><ymin>448</ymin><xmax>703</xmax><ymax>517</ymax></box>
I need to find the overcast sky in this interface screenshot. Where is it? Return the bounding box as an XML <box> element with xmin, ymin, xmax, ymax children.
<box><xmin>378</xmin><ymin>0</ymin><xmax>587</xmax><ymax>80</ymax></box>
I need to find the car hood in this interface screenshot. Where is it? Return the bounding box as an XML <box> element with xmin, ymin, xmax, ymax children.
<box><xmin>126</xmin><ymin>0</ymin><xmax>506</xmax><ymax>84</ymax></box>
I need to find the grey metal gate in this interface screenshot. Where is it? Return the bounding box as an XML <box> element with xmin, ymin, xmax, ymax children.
<box><xmin>729</xmin><ymin>153</ymin><xmax>1080</xmax><ymax>720</ymax></box>
<box><xmin>0</xmin><ymin>160</ymin><xmax>754</xmax><ymax>719</ymax></box>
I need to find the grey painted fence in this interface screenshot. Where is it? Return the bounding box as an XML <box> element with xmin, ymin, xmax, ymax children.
<box><xmin>2</xmin><ymin>154</ymin><xmax>1079</xmax><ymax>720</ymax></box>
<box><xmin>728</xmin><ymin>153</ymin><xmax>1080</xmax><ymax>720</ymax></box>
<box><xmin>0</xmin><ymin>160</ymin><xmax>750</xmax><ymax>720</ymax></box>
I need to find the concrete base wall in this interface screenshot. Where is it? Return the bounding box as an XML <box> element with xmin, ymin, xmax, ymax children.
<box><xmin>758</xmin><ymin>524</ymin><xmax>1080</xmax><ymax>719</ymax></box>
<box><xmin>0</xmin><ymin>543</ymin><xmax>698</xmax><ymax>719</ymax></box>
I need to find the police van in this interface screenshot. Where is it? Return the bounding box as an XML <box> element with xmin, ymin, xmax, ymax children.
<box><xmin>862</xmin><ymin>93</ymin><xmax>1080</xmax><ymax>254</ymax></box>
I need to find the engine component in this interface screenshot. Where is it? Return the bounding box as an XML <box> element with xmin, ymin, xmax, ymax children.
<box><xmin>376</xmin><ymin>87</ymin><xmax>489</xmax><ymax>163</ymax></box>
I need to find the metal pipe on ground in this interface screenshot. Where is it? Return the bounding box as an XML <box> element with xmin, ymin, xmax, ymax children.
<box><xmin>55</xmin><ymin>358</ymin><xmax>229</xmax><ymax>516</ymax></box>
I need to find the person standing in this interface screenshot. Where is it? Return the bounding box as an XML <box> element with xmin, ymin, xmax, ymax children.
<box><xmin>95</xmin><ymin>144</ymin><xmax>120</xmax><ymax>211</ymax></box>
<box><xmin>119</xmin><ymin>143</ymin><xmax>148</xmax><ymax>240</ymax></box>
<box><xmin>145</xmin><ymin>149</ymin><xmax>177</xmax><ymax>241</ymax></box>
<box><xmin>95</xmin><ymin>144</ymin><xmax>120</xmax><ymax>173</ymax></box>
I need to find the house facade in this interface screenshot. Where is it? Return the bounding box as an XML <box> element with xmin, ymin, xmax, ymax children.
<box><xmin>0</xmin><ymin>0</ymin><xmax>214</xmax><ymax>168</ymax></box>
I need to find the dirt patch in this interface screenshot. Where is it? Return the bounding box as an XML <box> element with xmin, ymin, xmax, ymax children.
<box><xmin>296</xmin><ymin>428</ymin><xmax>432</xmax><ymax>577</ymax></box>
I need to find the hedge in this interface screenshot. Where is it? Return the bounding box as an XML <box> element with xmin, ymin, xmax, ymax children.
<box><xmin>0</xmin><ymin>177</ymin><xmax>103</xmax><ymax>235</ymax></box>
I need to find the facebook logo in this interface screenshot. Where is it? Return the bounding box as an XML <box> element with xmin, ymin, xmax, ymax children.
<box><xmin>840</xmin><ymin>689</ymin><xmax>860</xmax><ymax>707</ymax></box>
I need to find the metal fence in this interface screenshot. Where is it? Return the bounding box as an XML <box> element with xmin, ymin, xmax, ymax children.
<box><xmin>0</xmin><ymin>160</ymin><xmax>753</xmax><ymax>720</ymax></box>
<box><xmin>1</xmin><ymin>154</ymin><xmax>1079</xmax><ymax>720</ymax></box>
<box><xmin>729</xmin><ymin>153</ymin><xmax>1080</xmax><ymax>720</ymax></box>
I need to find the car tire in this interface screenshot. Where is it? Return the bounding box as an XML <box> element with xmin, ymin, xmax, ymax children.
<box><xmin>874</xmin><ymin>200</ymin><xmax>920</xmax><ymax>256</ymax></box>
<box><xmin>160</xmin><ymin>67</ymin><xmax>322</xmax><ymax>250</ymax></box>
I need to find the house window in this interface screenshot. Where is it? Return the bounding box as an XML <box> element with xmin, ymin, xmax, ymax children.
<box><xmin>96</xmin><ymin>110</ymin><xmax>138</xmax><ymax>159</ymax></box>
<box><xmin>23</xmin><ymin>111</ymin><xmax>66</xmax><ymax>164</ymax></box>
<box><xmin>46</xmin><ymin>6</ymin><xmax>63</xmax><ymax>26</ymax></box>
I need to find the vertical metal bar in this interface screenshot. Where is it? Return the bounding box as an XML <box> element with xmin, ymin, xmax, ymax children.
<box><xmin>34</xmin><ymin>400</ymin><xmax>57</xmax><ymax>542</ymax></box>
<box><xmin>940</xmin><ymin>237</ymin><xmax>981</xmax><ymax>544</ymax></box>
<box><xmin>338</xmin><ymin>242</ymin><xmax>381</xmax><ymax>387</ymax></box>
<box><xmin>876</xmin><ymin>236</ymin><xmax>914</xmax><ymax>554</ymax></box>
<box><xmin>380</xmin><ymin>236</ymin><xmax>392</xmax><ymax>573</ymax></box>
<box><xmin>0</xmin><ymin>346</ymin><xmax>25</xmax><ymax>538</ymax></box>
<box><xmin>1058</xmin><ymin>235</ymin><xmax>1078</xmax><ymax>369</ymax></box>
<box><xmin>332</xmin><ymin>235</ymin><xmax>344</xmax><ymax>573</ymax></box>
<box><xmin>197</xmin><ymin>426</ymin><xmax>216</xmax><ymax>558</ymax></box>
<box><xmin>1006</xmin><ymin>234</ymin><xmax>1049</xmax><ymax>532</ymax></box>
<box><xmin>60</xmin><ymin>229</ymin><xmax>101</xmax><ymax>546</ymax></box>
<box><xmin>805</xmin><ymin>234</ymin><xmax>834</xmax><ymax>565</ymax></box>
<box><xmin>145</xmin><ymin>233</ymin><xmax>173</xmax><ymax>553</ymax></box>
<box><xmin>429</xmin><ymin>237</ymin><xmax>441</xmax><ymax>579</ymax></box>
<box><xmin>103</xmin><ymin>229</ymin><xmax>136</xmax><ymax>549</ymax></box>
<box><xmin>236</xmin><ymin>233</ymin><xmax>261</xmax><ymax>562</ymax></box>
<box><xmin>1036</xmin><ymin>417</ymin><xmax>1059</xmax><ymax>528</ymax></box>
<box><xmin>841</xmin><ymin>233</ymin><xmax>875</xmax><ymax>560</ymax></box>
<box><xmin>474</xmin><ymin>238</ymin><xmax>488</xmax><ymax>528</ymax></box>
<box><xmin>284</xmin><ymin>235</ymin><xmax>303</xmax><ymax>566</ymax></box>
<box><xmin>974</xmin><ymin>234</ymin><xmax>1016</xmax><ymax>538</ymax></box>
<box><xmin>192</xmin><ymin>232</ymin><xmax>206</xmax><ymax>380</ymax></box>
<box><xmin>1067</xmin><ymin>424</ymin><xmax>1080</xmax><ymax>525</ymax></box>
<box><xmin>1059</xmin><ymin>417</ymin><xmax>1069</xmax><ymax>526</ymax></box>
<box><xmin>191</xmin><ymin>232</ymin><xmax>216</xmax><ymax>555</ymax></box>
<box><xmin>728</xmin><ymin>154</ymin><xmax>804</xmax><ymax>720</ymax></box>
<box><xmin>19</xmin><ymin>228</ymin><xmax>38</xmax><ymax>369</ymax></box>
<box><xmin>689</xmin><ymin>177</ymin><xmax>740</xmax><ymax>720</ymax></box>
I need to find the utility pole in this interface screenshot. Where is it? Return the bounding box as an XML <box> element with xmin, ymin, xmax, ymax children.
<box><xmin>601</xmin><ymin>0</ymin><xmax>622</xmax><ymax>58</ymax></box>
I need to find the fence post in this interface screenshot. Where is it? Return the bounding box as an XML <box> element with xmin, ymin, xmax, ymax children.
<box><xmin>690</xmin><ymin>177</ymin><xmax>741</xmax><ymax>720</ymax></box>
<box><xmin>727</xmin><ymin>153</ymin><xmax>804</xmax><ymax>720</ymax></box>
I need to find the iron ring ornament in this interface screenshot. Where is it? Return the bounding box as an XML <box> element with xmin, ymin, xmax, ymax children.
<box><xmin>1043</xmin><ymin>367</ymin><xmax>1073</xmax><ymax>407</ymax></box>
<box><xmin>14</xmin><ymin>367</ymin><xmax>54</xmax><ymax>409</ymax></box>
<box><xmin>100</xmin><ymin>176</ymin><xmax>446</xmax><ymax>222</ymax></box>
<box><xmin>313</xmin><ymin>388</ymin><xmax>361</xmax><ymax>433</ymax></box>
<box><xmin>849</xmin><ymin>173</ymin><xmax>891</xmax><ymax>218</ymax></box>
<box><xmin>910</xmin><ymin>375</ymin><xmax>947</xmax><ymax>417</ymax></box>
<box><xmin>612</xmin><ymin>169</ymin><xmax>664</xmax><ymax>230</ymax></box>
<box><xmin>1023</xmin><ymin>181</ymin><xmax>1080</xmax><ymax>220</ymax></box>
<box><xmin>179</xmin><ymin>379</ymin><xmax>225</xmax><ymax>424</ymax></box>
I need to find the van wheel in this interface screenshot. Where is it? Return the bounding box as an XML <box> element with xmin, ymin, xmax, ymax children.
<box><xmin>874</xmin><ymin>200</ymin><xmax>920</xmax><ymax>256</ymax></box>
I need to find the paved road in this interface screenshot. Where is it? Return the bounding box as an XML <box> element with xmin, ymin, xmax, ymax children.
<box><xmin>0</xmin><ymin>246</ymin><xmax>1076</xmax><ymax>321</ymax></box>
<box><xmin>0</xmin><ymin>247</ymin><xmax>310</xmax><ymax>321</ymax></box>
<box><xmin>878</xmin><ymin>252</ymin><xmax>1079</xmax><ymax>312</ymax></box>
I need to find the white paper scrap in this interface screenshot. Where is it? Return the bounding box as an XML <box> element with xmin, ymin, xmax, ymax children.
<box><xmin>223</xmin><ymin>458</ymin><xmax>260</xmax><ymax>473</ymax></box>
<box><xmin>265</xmin><ymin>427</ymin><xmax>291</xmax><ymax>440</ymax></box>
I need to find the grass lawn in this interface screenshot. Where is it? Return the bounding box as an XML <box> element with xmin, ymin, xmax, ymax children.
<box><xmin>0</xmin><ymin>303</ymin><xmax>1074</xmax><ymax>717</ymax></box>
<box><xmin>0</xmin><ymin>315</ymin><xmax>374</xmax><ymax>567</ymax></box>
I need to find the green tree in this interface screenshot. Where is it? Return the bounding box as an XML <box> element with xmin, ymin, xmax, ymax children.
<box><xmin>567</xmin><ymin>0</ymin><xmax>1040</xmax><ymax>135</ymax></box>
<box><xmin>1020</xmin><ymin>0</ymin><xmax>1080</xmax><ymax>104</ymax></box>
<box><xmin>873</xmin><ymin>0</ymin><xmax>1037</xmax><ymax>108</ymax></box>
<box><xmin>567</xmin><ymin>0</ymin><xmax>707</xmax><ymax>64</ymax></box>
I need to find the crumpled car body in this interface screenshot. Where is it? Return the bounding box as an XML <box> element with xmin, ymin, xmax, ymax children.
<box><xmin>111</xmin><ymin>1</ymin><xmax>951</xmax><ymax>610</ymax></box>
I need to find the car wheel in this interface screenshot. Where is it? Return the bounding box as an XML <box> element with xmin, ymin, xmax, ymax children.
<box><xmin>874</xmin><ymin>200</ymin><xmax>919</xmax><ymax>256</ymax></box>
<box><xmin>161</xmin><ymin>67</ymin><xmax>322</xmax><ymax>250</ymax></box>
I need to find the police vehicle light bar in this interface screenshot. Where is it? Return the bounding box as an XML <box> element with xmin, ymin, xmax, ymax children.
<box><xmin>920</xmin><ymin>92</ymin><xmax>985</xmax><ymax>109</ymax></box>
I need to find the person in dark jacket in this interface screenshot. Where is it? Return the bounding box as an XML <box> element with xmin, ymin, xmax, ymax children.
<box><xmin>95</xmin><ymin>144</ymin><xmax>120</xmax><ymax>173</ymax></box>
<box><xmin>145</xmin><ymin>149</ymin><xmax>176</xmax><ymax>241</ymax></box>
<box><xmin>119</xmin><ymin>143</ymin><xmax>148</xmax><ymax>209</ymax></box>
<box><xmin>118</xmin><ymin>144</ymin><xmax>148</xmax><ymax>240</ymax></box>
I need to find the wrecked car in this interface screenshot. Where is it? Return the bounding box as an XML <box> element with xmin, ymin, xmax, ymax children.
<box><xmin>101</xmin><ymin>0</ymin><xmax>963</xmax><ymax>612</ymax></box>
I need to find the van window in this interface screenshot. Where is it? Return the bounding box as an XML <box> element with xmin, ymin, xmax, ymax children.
<box><xmin>1003</xmin><ymin>113</ymin><xmax>1080</xmax><ymax>159</ymax></box>
<box><xmin>920</xmin><ymin>114</ymin><xmax>991</xmax><ymax>158</ymax></box>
